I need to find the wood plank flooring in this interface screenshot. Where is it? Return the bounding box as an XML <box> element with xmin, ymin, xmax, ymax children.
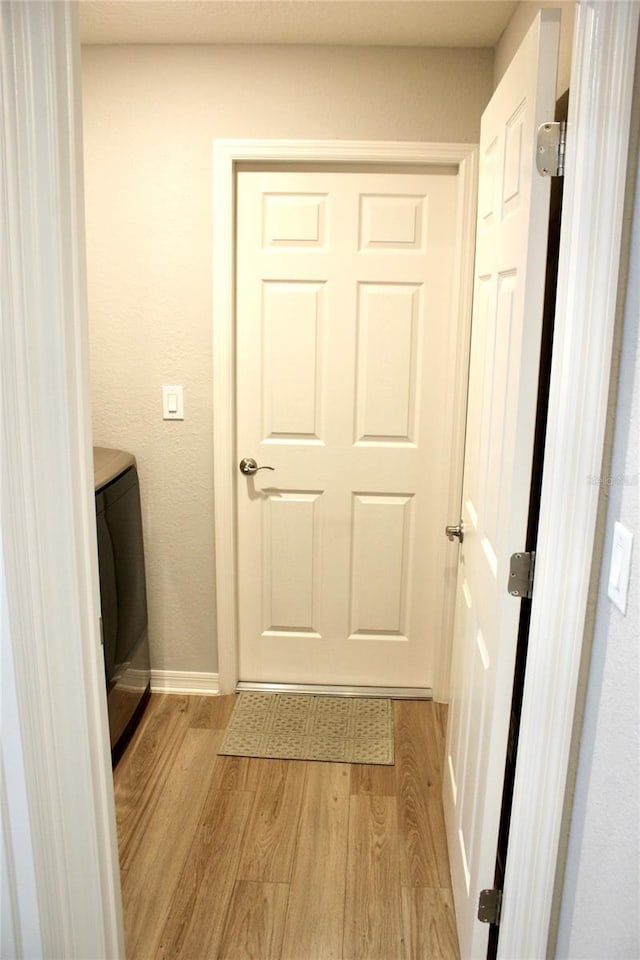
<box><xmin>113</xmin><ymin>694</ymin><xmax>460</xmax><ymax>960</ymax></box>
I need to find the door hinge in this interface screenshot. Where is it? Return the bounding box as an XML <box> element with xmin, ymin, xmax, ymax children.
<box><xmin>536</xmin><ymin>121</ymin><xmax>566</xmax><ymax>177</ymax></box>
<box><xmin>478</xmin><ymin>888</ymin><xmax>503</xmax><ymax>926</ymax></box>
<box><xmin>508</xmin><ymin>551</ymin><xmax>536</xmax><ymax>599</ymax></box>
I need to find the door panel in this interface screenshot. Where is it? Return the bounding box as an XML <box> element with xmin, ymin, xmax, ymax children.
<box><xmin>236</xmin><ymin>168</ymin><xmax>459</xmax><ymax>688</ymax></box>
<box><xmin>443</xmin><ymin>11</ymin><xmax>560</xmax><ymax>958</ymax></box>
<box><xmin>349</xmin><ymin>493</ymin><xmax>413</xmax><ymax>638</ymax></box>
<box><xmin>355</xmin><ymin>283</ymin><xmax>421</xmax><ymax>443</ymax></box>
<box><xmin>262</xmin><ymin>281</ymin><xmax>325</xmax><ymax>441</ymax></box>
<box><xmin>263</xmin><ymin>491</ymin><xmax>322</xmax><ymax>636</ymax></box>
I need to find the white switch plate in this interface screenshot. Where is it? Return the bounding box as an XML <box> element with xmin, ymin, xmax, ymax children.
<box><xmin>607</xmin><ymin>521</ymin><xmax>633</xmax><ymax>614</ymax></box>
<box><xmin>162</xmin><ymin>385</ymin><xmax>184</xmax><ymax>420</ymax></box>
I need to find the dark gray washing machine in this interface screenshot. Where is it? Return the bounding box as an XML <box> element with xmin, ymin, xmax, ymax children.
<box><xmin>94</xmin><ymin>447</ymin><xmax>151</xmax><ymax>763</ymax></box>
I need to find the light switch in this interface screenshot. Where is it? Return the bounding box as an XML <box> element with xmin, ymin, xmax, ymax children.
<box><xmin>607</xmin><ymin>521</ymin><xmax>634</xmax><ymax>614</ymax></box>
<box><xmin>162</xmin><ymin>385</ymin><xmax>184</xmax><ymax>421</ymax></box>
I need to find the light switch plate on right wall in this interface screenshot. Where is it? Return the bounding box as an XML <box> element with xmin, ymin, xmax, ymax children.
<box><xmin>607</xmin><ymin>521</ymin><xmax>634</xmax><ymax>615</ymax></box>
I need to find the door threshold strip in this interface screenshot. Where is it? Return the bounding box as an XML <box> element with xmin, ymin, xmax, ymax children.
<box><xmin>235</xmin><ymin>681</ymin><xmax>433</xmax><ymax>700</ymax></box>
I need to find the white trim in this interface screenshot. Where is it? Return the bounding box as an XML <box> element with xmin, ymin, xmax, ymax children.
<box><xmin>1</xmin><ymin>3</ymin><xmax>123</xmax><ymax>958</ymax></box>
<box><xmin>1</xmin><ymin>551</ymin><xmax>43</xmax><ymax>958</ymax></box>
<box><xmin>151</xmin><ymin>670</ymin><xmax>220</xmax><ymax>696</ymax></box>
<box><xmin>434</xmin><ymin>146</ymin><xmax>478</xmax><ymax>702</ymax></box>
<box><xmin>212</xmin><ymin>138</ymin><xmax>478</xmax><ymax>696</ymax></box>
<box><xmin>498</xmin><ymin>3</ymin><xmax>640</xmax><ymax>957</ymax></box>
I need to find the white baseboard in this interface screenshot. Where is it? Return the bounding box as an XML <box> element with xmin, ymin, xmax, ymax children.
<box><xmin>150</xmin><ymin>670</ymin><xmax>220</xmax><ymax>696</ymax></box>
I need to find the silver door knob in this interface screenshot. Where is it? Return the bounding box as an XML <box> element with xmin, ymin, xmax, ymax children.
<box><xmin>445</xmin><ymin>523</ymin><xmax>464</xmax><ymax>543</ymax></box>
<box><xmin>239</xmin><ymin>457</ymin><xmax>275</xmax><ymax>476</ymax></box>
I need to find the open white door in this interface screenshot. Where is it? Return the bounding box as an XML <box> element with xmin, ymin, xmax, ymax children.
<box><xmin>443</xmin><ymin>11</ymin><xmax>560</xmax><ymax>959</ymax></box>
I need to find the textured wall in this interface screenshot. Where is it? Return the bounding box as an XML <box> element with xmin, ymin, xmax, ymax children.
<box><xmin>493</xmin><ymin>1</ymin><xmax>575</xmax><ymax>96</ymax></box>
<box><xmin>555</xmin><ymin>81</ymin><xmax>640</xmax><ymax>958</ymax></box>
<box><xmin>82</xmin><ymin>44</ymin><xmax>493</xmax><ymax>673</ymax></box>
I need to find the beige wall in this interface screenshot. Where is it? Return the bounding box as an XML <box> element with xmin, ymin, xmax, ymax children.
<box><xmin>494</xmin><ymin>1</ymin><xmax>575</xmax><ymax>96</ymax></box>
<box><xmin>82</xmin><ymin>43</ymin><xmax>493</xmax><ymax>674</ymax></box>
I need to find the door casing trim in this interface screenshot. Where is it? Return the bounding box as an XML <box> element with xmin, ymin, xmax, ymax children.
<box><xmin>212</xmin><ymin>138</ymin><xmax>478</xmax><ymax>699</ymax></box>
<box><xmin>499</xmin><ymin>2</ymin><xmax>640</xmax><ymax>955</ymax></box>
<box><xmin>1</xmin><ymin>3</ymin><xmax>123</xmax><ymax>956</ymax></box>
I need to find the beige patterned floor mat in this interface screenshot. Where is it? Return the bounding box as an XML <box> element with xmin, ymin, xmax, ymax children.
<box><xmin>218</xmin><ymin>693</ymin><xmax>394</xmax><ymax>765</ymax></box>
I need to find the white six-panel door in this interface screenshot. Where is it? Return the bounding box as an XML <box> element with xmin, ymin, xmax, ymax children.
<box><xmin>236</xmin><ymin>167</ymin><xmax>458</xmax><ymax>688</ymax></box>
<box><xmin>443</xmin><ymin>11</ymin><xmax>560</xmax><ymax>958</ymax></box>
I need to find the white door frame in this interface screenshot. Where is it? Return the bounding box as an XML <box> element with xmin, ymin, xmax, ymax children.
<box><xmin>1</xmin><ymin>3</ymin><xmax>123</xmax><ymax>957</ymax></box>
<box><xmin>212</xmin><ymin>139</ymin><xmax>478</xmax><ymax>699</ymax></box>
<box><xmin>498</xmin><ymin>2</ymin><xmax>639</xmax><ymax>954</ymax></box>
<box><xmin>2</xmin><ymin>2</ymin><xmax>636</xmax><ymax>957</ymax></box>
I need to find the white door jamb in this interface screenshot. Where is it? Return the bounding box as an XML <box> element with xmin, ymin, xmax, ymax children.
<box><xmin>498</xmin><ymin>2</ymin><xmax>640</xmax><ymax>956</ymax></box>
<box><xmin>1</xmin><ymin>3</ymin><xmax>124</xmax><ymax>956</ymax></box>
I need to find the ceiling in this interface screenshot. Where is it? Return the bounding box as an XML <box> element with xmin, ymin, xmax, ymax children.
<box><xmin>79</xmin><ymin>0</ymin><xmax>518</xmax><ymax>47</ymax></box>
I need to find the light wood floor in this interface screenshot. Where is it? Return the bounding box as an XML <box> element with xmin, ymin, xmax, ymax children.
<box><xmin>113</xmin><ymin>694</ymin><xmax>460</xmax><ymax>960</ymax></box>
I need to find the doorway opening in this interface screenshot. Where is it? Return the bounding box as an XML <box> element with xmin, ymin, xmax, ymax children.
<box><xmin>212</xmin><ymin>140</ymin><xmax>478</xmax><ymax>700</ymax></box>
